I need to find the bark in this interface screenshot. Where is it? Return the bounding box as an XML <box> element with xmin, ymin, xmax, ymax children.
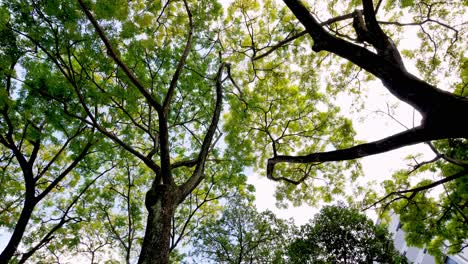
<box><xmin>266</xmin><ymin>0</ymin><xmax>468</xmax><ymax>180</ymax></box>
<box><xmin>138</xmin><ymin>185</ymin><xmax>179</xmax><ymax>264</ymax></box>
<box><xmin>76</xmin><ymin>2</ymin><xmax>225</xmax><ymax>263</ymax></box>
<box><xmin>0</xmin><ymin>195</ymin><xmax>36</xmax><ymax>264</ymax></box>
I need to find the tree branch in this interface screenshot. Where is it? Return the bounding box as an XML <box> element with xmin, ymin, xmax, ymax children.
<box><xmin>366</xmin><ymin>169</ymin><xmax>468</xmax><ymax>210</ymax></box>
<box><xmin>162</xmin><ymin>0</ymin><xmax>193</xmax><ymax>115</ymax></box>
<box><xmin>267</xmin><ymin>126</ymin><xmax>437</xmax><ymax>180</ymax></box>
<box><xmin>361</xmin><ymin>0</ymin><xmax>404</xmax><ymax>68</ymax></box>
<box><xmin>253</xmin><ymin>12</ymin><xmax>356</xmax><ymax>61</ymax></box>
<box><xmin>282</xmin><ymin>0</ymin><xmax>468</xmax><ymax>121</ymax></box>
<box><xmin>178</xmin><ymin>63</ymin><xmax>226</xmax><ymax>200</ymax></box>
<box><xmin>77</xmin><ymin>0</ymin><xmax>162</xmax><ymax>113</ymax></box>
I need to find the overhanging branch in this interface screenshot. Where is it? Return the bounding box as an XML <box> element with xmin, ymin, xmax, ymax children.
<box><xmin>267</xmin><ymin>126</ymin><xmax>436</xmax><ymax>180</ymax></box>
<box><xmin>282</xmin><ymin>0</ymin><xmax>466</xmax><ymax>118</ymax></box>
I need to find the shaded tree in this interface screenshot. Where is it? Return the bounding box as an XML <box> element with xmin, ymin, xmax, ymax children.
<box><xmin>288</xmin><ymin>205</ymin><xmax>407</xmax><ymax>264</ymax></box>
<box><xmin>1</xmin><ymin>0</ymin><xmax>250</xmax><ymax>263</ymax></box>
<box><xmin>192</xmin><ymin>196</ymin><xmax>294</xmax><ymax>264</ymax></box>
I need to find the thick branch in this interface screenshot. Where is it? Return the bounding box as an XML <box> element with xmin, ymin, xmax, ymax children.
<box><xmin>77</xmin><ymin>0</ymin><xmax>162</xmax><ymax>113</ymax></box>
<box><xmin>178</xmin><ymin>63</ymin><xmax>225</xmax><ymax>200</ymax></box>
<box><xmin>267</xmin><ymin>126</ymin><xmax>436</xmax><ymax>180</ymax></box>
<box><xmin>361</xmin><ymin>0</ymin><xmax>404</xmax><ymax>68</ymax></box>
<box><xmin>282</xmin><ymin>0</ymin><xmax>468</xmax><ymax>120</ymax></box>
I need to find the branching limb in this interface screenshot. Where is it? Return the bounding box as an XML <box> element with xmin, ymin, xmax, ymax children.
<box><xmin>162</xmin><ymin>0</ymin><xmax>193</xmax><ymax>115</ymax></box>
<box><xmin>365</xmin><ymin>169</ymin><xmax>468</xmax><ymax>210</ymax></box>
<box><xmin>178</xmin><ymin>63</ymin><xmax>226</xmax><ymax>201</ymax></box>
<box><xmin>361</xmin><ymin>0</ymin><xmax>405</xmax><ymax>68</ymax></box>
<box><xmin>77</xmin><ymin>0</ymin><xmax>162</xmax><ymax>113</ymax></box>
<box><xmin>253</xmin><ymin>12</ymin><xmax>356</xmax><ymax>61</ymax></box>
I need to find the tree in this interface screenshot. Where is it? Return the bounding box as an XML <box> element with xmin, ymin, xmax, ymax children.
<box><xmin>370</xmin><ymin>138</ymin><xmax>468</xmax><ymax>263</ymax></box>
<box><xmin>0</xmin><ymin>11</ymin><xmax>108</xmax><ymax>263</ymax></box>
<box><xmin>288</xmin><ymin>205</ymin><xmax>407</xmax><ymax>264</ymax></box>
<box><xmin>1</xmin><ymin>0</ymin><xmax>466</xmax><ymax>263</ymax></box>
<box><xmin>222</xmin><ymin>0</ymin><xmax>468</xmax><ymax>254</ymax></box>
<box><xmin>191</xmin><ymin>196</ymin><xmax>294</xmax><ymax>264</ymax></box>
<box><xmin>1</xmin><ymin>0</ymin><xmax>252</xmax><ymax>263</ymax></box>
<box><xmin>266</xmin><ymin>0</ymin><xmax>467</xmax><ymax>178</ymax></box>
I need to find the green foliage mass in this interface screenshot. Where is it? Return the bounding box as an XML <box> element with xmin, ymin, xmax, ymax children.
<box><xmin>0</xmin><ymin>0</ymin><xmax>466</xmax><ymax>262</ymax></box>
<box><xmin>191</xmin><ymin>196</ymin><xmax>295</xmax><ymax>264</ymax></box>
<box><xmin>288</xmin><ymin>205</ymin><xmax>408</xmax><ymax>264</ymax></box>
<box><xmin>378</xmin><ymin>138</ymin><xmax>468</xmax><ymax>263</ymax></box>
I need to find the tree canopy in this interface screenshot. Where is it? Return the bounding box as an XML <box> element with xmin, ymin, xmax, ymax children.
<box><xmin>191</xmin><ymin>196</ymin><xmax>293</xmax><ymax>264</ymax></box>
<box><xmin>0</xmin><ymin>0</ymin><xmax>466</xmax><ymax>263</ymax></box>
<box><xmin>288</xmin><ymin>205</ymin><xmax>407</xmax><ymax>264</ymax></box>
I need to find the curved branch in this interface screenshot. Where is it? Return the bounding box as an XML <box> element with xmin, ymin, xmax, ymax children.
<box><xmin>267</xmin><ymin>126</ymin><xmax>435</xmax><ymax>180</ymax></box>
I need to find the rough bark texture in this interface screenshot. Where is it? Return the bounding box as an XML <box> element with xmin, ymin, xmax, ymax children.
<box><xmin>138</xmin><ymin>185</ymin><xmax>179</xmax><ymax>264</ymax></box>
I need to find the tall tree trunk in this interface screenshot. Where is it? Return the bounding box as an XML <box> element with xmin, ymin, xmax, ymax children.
<box><xmin>0</xmin><ymin>196</ymin><xmax>36</xmax><ymax>264</ymax></box>
<box><xmin>138</xmin><ymin>185</ymin><xmax>178</xmax><ymax>264</ymax></box>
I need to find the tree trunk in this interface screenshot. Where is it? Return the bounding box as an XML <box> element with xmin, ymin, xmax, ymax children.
<box><xmin>138</xmin><ymin>185</ymin><xmax>178</xmax><ymax>264</ymax></box>
<box><xmin>0</xmin><ymin>196</ymin><xmax>36</xmax><ymax>264</ymax></box>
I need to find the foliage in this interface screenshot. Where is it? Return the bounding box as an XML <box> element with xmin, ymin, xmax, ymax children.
<box><xmin>222</xmin><ymin>0</ymin><xmax>362</xmax><ymax>208</ymax></box>
<box><xmin>191</xmin><ymin>196</ymin><xmax>294</xmax><ymax>264</ymax></box>
<box><xmin>376</xmin><ymin>138</ymin><xmax>468</xmax><ymax>263</ymax></box>
<box><xmin>0</xmin><ymin>0</ymin><xmax>251</xmax><ymax>262</ymax></box>
<box><xmin>288</xmin><ymin>205</ymin><xmax>407</xmax><ymax>264</ymax></box>
<box><xmin>0</xmin><ymin>0</ymin><xmax>467</xmax><ymax>262</ymax></box>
